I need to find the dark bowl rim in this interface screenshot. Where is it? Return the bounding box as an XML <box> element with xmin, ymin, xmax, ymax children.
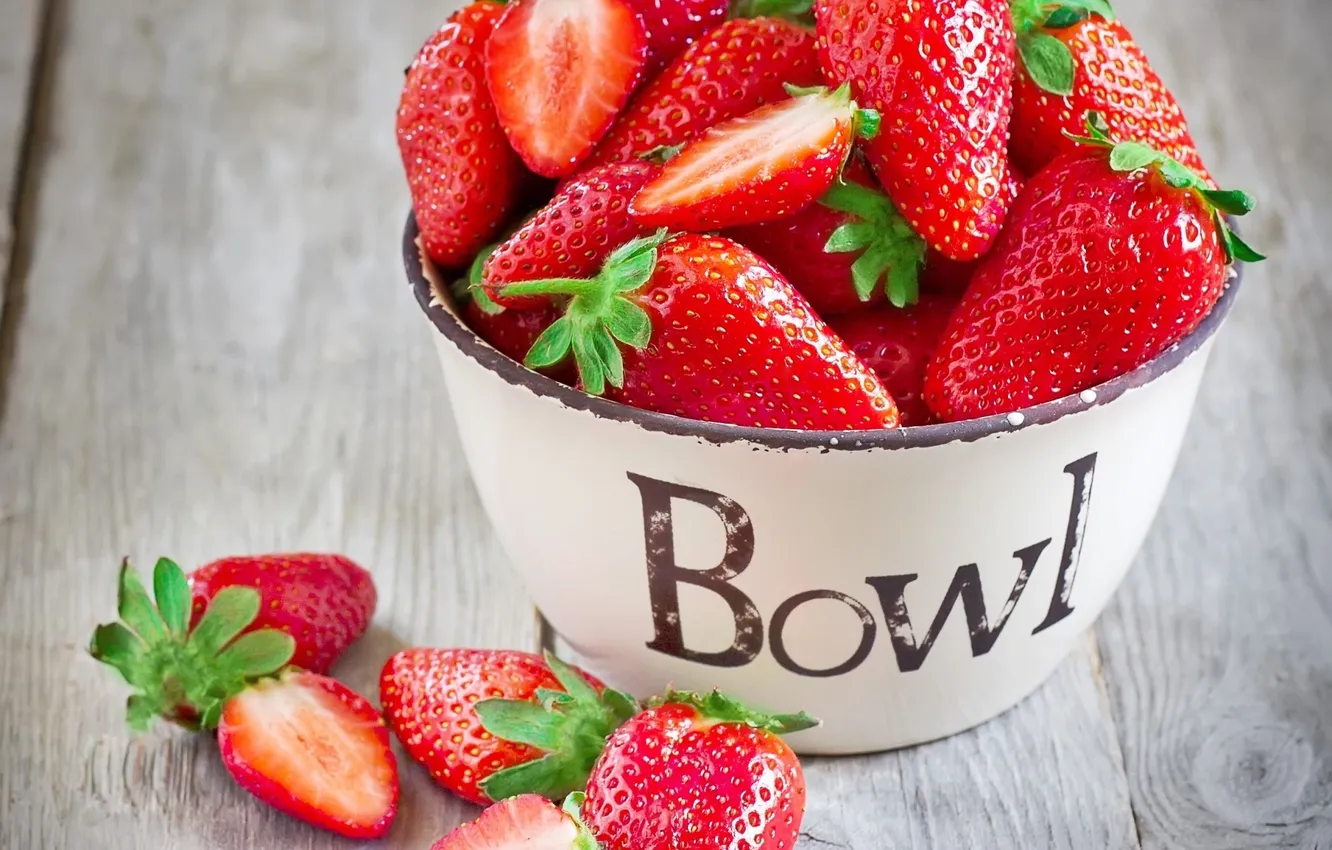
<box><xmin>404</xmin><ymin>211</ymin><xmax>1243</xmax><ymax>452</ymax></box>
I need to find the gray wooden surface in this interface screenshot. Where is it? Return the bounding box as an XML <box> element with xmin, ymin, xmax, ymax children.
<box><xmin>0</xmin><ymin>1</ymin><xmax>1327</xmax><ymax>848</ymax></box>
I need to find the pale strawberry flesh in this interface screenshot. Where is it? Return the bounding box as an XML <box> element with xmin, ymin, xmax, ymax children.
<box><xmin>431</xmin><ymin>795</ymin><xmax>584</xmax><ymax>850</ymax></box>
<box><xmin>486</xmin><ymin>0</ymin><xmax>648</xmax><ymax>178</ymax></box>
<box><xmin>218</xmin><ymin>672</ymin><xmax>398</xmax><ymax>839</ymax></box>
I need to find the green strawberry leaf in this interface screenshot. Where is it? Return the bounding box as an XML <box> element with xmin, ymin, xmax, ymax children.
<box><xmin>481</xmin><ymin>754</ymin><xmax>586</xmax><ymax>805</ymax></box>
<box><xmin>562</xmin><ymin>793</ymin><xmax>601</xmax><ymax>850</ymax></box>
<box><xmin>214</xmin><ymin>630</ymin><xmax>295</xmax><ymax>679</ymax></box>
<box><xmin>117</xmin><ymin>559</ymin><xmax>168</xmax><ymax>643</ymax></box>
<box><xmin>571</xmin><ymin>333</ymin><xmax>605</xmax><ymax>396</ymax></box>
<box><xmin>606</xmin><ymin>298</ymin><xmax>652</xmax><ymax>350</ymax></box>
<box><xmin>1201</xmin><ymin>189</ymin><xmax>1257</xmax><ymax>217</ymax></box>
<box><xmin>544</xmin><ymin>651</ymin><xmax>601</xmax><ymax>705</ymax></box>
<box><xmin>1018</xmin><ymin>32</ymin><xmax>1076</xmax><ymax>96</ymax></box>
<box><xmin>730</xmin><ymin>0</ymin><xmax>814</xmax><ymax>21</ymax></box>
<box><xmin>825</xmin><ymin>221</ymin><xmax>877</xmax><ymax>254</ymax></box>
<box><xmin>592</xmin><ymin>328</ymin><xmax>626</xmax><ymax>389</ymax></box>
<box><xmin>188</xmin><ymin>586</ymin><xmax>261</xmax><ymax>656</ymax></box>
<box><xmin>1042</xmin><ymin>7</ymin><xmax>1083</xmax><ymax>28</ymax></box>
<box><xmin>152</xmin><ymin>558</ymin><xmax>192</xmax><ymax>638</ymax></box>
<box><xmin>525</xmin><ymin>316</ymin><xmax>575</xmax><ymax>370</ymax></box>
<box><xmin>1108</xmin><ymin>141</ymin><xmax>1161</xmax><ymax>173</ymax></box>
<box><xmin>476</xmin><ymin>698</ymin><xmax>568</xmax><ymax>752</ymax></box>
<box><xmin>89</xmin><ymin>622</ymin><xmax>146</xmax><ymax>682</ymax></box>
<box><xmin>654</xmin><ymin>689</ymin><xmax>822</xmax><ymax>736</ymax></box>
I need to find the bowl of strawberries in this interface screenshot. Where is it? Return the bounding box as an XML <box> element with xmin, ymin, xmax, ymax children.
<box><xmin>397</xmin><ymin>0</ymin><xmax>1262</xmax><ymax>754</ymax></box>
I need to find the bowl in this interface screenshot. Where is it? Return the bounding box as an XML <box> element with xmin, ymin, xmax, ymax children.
<box><xmin>404</xmin><ymin>212</ymin><xmax>1243</xmax><ymax>755</ymax></box>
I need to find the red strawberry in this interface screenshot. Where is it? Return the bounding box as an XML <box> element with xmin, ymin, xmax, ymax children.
<box><xmin>482</xmin><ymin>161</ymin><xmax>661</xmax><ymax>310</ymax></box>
<box><xmin>918</xmin><ymin>172</ymin><xmax>1022</xmax><ymax>295</ymax></box>
<box><xmin>816</xmin><ymin>0</ymin><xmax>1018</xmax><ymax>262</ymax></box>
<box><xmin>581</xmin><ymin>691</ymin><xmax>816</xmax><ymax>850</ymax></box>
<box><xmin>585</xmin><ymin>17</ymin><xmax>822</xmax><ymax>169</ymax></box>
<box><xmin>90</xmin><ymin>555</ymin><xmax>373</xmax><ymax>731</ymax></box>
<box><xmin>501</xmin><ymin>233</ymin><xmax>902</xmax><ymax>430</ymax></box>
<box><xmin>379</xmin><ymin>649</ymin><xmax>635</xmax><ymax>806</ymax></box>
<box><xmin>485</xmin><ymin>0</ymin><xmax>649</xmax><ymax>178</ymax></box>
<box><xmin>398</xmin><ymin>3</ymin><xmax>528</xmax><ymax>269</ymax></box>
<box><xmin>1009</xmin><ymin>2</ymin><xmax>1212</xmax><ymax>183</ymax></box>
<box><xmin>629</xmin><ymin>0</ymin><xmax>729</xmax><ymax>76</ymax></box>
<box><xmin>432</xmin><ymin>794</ymin><xmax>598</xmax><ymax>850</ymax></box>
<box><xmin>218</xmin><ymin>671</ymin><xmax>399</xmax><ymax>840</ymax></box>
<box><xmin>726</xmin><ymin>156</ymin><xmax>925</xmax><ymax>317</ymax></box>
<box><xmin>630</xmin><ymin>84</ymin><xmax>880</xmax><ymax>231</ymax></box>
<box><xmin>924</xmin><ymin>119</ymin><xmax>1263</xmax><ymax>422</ymax></box>
<box><xmin>830</xmin><ymin>294</ymin><xmax>959</xmax><ymax>426</ymax></box>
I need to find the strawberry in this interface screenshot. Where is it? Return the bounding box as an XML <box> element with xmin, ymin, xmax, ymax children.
<box><xmin>630</xmin><ymin>84</ymin><xmax>880</xmax><ymax>232</ymax></box>
<box><xmin>585</xmin><ymin>16</ymin><xmax>822</xmax><ymax>170</ymax></box>
<box><xmin>398</xmin><ymin>3</ymin><xmax>528</xmax><ymax>269</ymax></box>
<box><xmin>726</xmin><ymin>156</ymin><xmax>926</xmax><ymax>317</ymax></box>
<box><xmin>830</xmin><ymin>294</ymin><xmax>959</xmax><ymax>426</ymax></box>
<box><xmin>816</xmin><ymin>0</ymin><xmax>1018</xmax><ymax>262</ymax></box>
<box><xmin>379</xmin><ymin>649</ymin><xmax>636</xmax><ymax>806</ymax></box>
<box><xmin>502</xmin><ymin>232</ymin><xmax>902</xmax><ymax>429</ymax></box>
<box><xmin>432</xmin><ymin>794</ymin><xmax>598</xmax><ymax>850</ymax></box>
<box><xmin>485</xmin><ymin>0</ymin><xmax>649</xmax><ymax>178</ymax></box>
<box><xmin>924</xmin><ymin>117</ymin><xmax>1263</xmax><ymax>422</ymax></box>
<box><xmin>218</xmin><ymin>670</ymin><xmax>399</xmax><ymax>840</ymax></box>
<box><xmin>581</xmin><ymin>691</ymin><xmax>817</xmax><ymax>850</ymax></box>
<box><xmin>90</xmin><ymin>555</ymin><xmax>373</xmax><ymax>731</ymax></box>
<box><xmin>629</xmin><ymin>0</ymin><xmax>729</xmax><ymax>76</ymax></box>
<box><xmin>1009</xmin><ymin>1</ymin><xmax>1212</xmax><ymax>182</ymax></box>
<box><xmin>482</xmin><ymin>161</ymin><xmax>661</xmax><ymax>310</ymax></box>
<box><xmin>918</xmin><ymin>172</ymin><xmax>1023</xmax><ymax>295</ymax></box>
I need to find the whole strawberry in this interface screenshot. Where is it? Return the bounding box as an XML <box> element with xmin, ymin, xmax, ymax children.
<box><xmin>90</xmin><ymin>554</ymin><xmax>374</xmax><ymax>730</ymax></box>
<box><xmin>581</xmin><ymin>691</ymin><xmax>817</xmax><ymax>850</ymax></box>
<box><xmin>1009</xmin><ymin>1</ymin><xmax>1212</xmax><ymax>182</ymax></box>
<box><xmin>816</xmin><ymin>0</ymin><xmax>1018</xmax><ymax>262</ymax></box>
<box><xmin>585</xmin><ymin>17</ymin><xmax>821</xmax><ymax>169</ymax></box>
<box><xmin>727</xmin><ymin>156</ymin><xmax>925</xmax><ymax>316</ymax></box>
<box><xmin>925</xmin><ymin>117</ymin><xmax>1263</xmax><ymax>422</ymax></box>
<box><xmin>431</xmin><ymin>794</ymin><xmax>598</xmax><ymax>850</ymax></box>
<box><xmin>501</xmin><ymin>232</ymin><xmax>902</xmax><ymax>430</ymax></box>
<box><xmin>832</xmin><ymin>294</ymin><xmax>959</xmax><ymax>426</ymax></box>
<box><xmin>398</xmin><ymin>3</ymin><xmax>527</xmax><ymax>269</ymax></box>
<box><xmin>379</xmin><ymin>649</ymin><xmax>636</xmax><ymax>806</ymax></box>
<box><xmin>629</xmin><ymin>0</ymin><xmax>729</xmax><ymax>76</ymax></box>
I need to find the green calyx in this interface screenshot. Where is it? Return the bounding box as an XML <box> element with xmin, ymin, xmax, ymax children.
<box><xmin>452</xmin><ymin>241</ymin><xmax>505</xmax><ymax>316</ymax></box>
<box><xmin>820</xmin><ymin>176</ymin><xmax>926</xmax><ymax>307</ymax></box>
<box><xmin>784</xmin><ymin>83</ymin><xmax>880</xmax><ymax>141</ymax></box>
<box><xmin>729</xmin><ymin>0</ymin><xmax>814</xmax><ymax>25</ymax></box>
<box><xmin>89</xmin><ymin>558</ymin><xmax>295</xmax><ymax>733</ymax></box>
<box><xmin>651</xmin><ymin>689</ymin><xmax>821</xmax><ymax>736</ymax></box>
<box><xmin>1068</xmin><ymin>112</ymin><xmax>1265</xmax><ymax>265</ymax></box>
<box><xmin>476</xmin><ymin>652</ymin><xmax>640</xmax><ymax>803</ymax></box>
<box><xmin>500</xmin><ymin>231</ymin><xmax>670</xmax><ymax>396</ymax></box>
<box><xmin>1011</xmin><ymin>0</ymin><xmax>1115</xmax><ymax>95</ymax></box>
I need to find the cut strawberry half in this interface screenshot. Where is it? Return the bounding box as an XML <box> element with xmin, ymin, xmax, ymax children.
<box><xmin>486</xmin><ymin>0</ymin><xmax>649</xmax><ymax>178</ymax></box>
<box><xmin>218</xmin><ymin>671</ymin><xmax>399</xmax><ymax>840</ymax></box>
<box><xmin>629</xmin><ymin>83</ymin><xmax>878</xmax><ymax>231</ymax></box>
<box><xmin>431</xmin><ymin>794</ymin><xmax>598</xmax><ymax>850</ymax></box>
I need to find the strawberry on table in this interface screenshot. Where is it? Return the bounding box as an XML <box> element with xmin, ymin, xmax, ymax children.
<box><xmin>431</xmin><ymin>794</ymin><xmax>598</xmax><ymax>850</ymax></box>
<box><xmin>218</xmin><ymin>670</ymin><xmax>399</xmax><ymax>840</ymax></box>
<box><xmin>585</xmin><ymin>16</ymin><xmax>822</xmax><ymax>169</ymax></box>
<box><xmin>485</xmin><ymin>0</ymin><xmax>650</xmax><ymax>178</ymax></box>
<box><xmin>501</xmin><ymin>232</ymin><xmax>902</xmax><ymax>430</ymax></box>
<box><xmin>925</xmin><ymin>115</ymin><xmax>1264</xmax><ymax>423</ymax></box>
<box><xmin>628</xmin><ymin>0</ymin><xmax>729</xmax><ymax>76</ymax></box>
<box><xmin>581</xmin><ymin>690</ymin><xmax>817</xmax><ymax>850</ymax></box>
<box><xmin>630</xmin><ymin>84</ymin><xmax>880</xmax><ymax>232</ymax></box>
<box><xmin>815</xmin><ymin>0</ymin><xmax>1018</xmax><ymax>262</ymax></box>
<box><xmin>398</xmin><ymin>2</ymin><xmax>528</xmax><ymax>269</ymax></box>
<box><xmin>726</xmin><ymin>156</ymin><xmax>926</xmax><ymax>317</ymax></box>
<box><xmin>379</xmin><ymin>648</ymin><xmax>636</xmax><ymax>806</ymax></box>
<box><xmin>1009</xmin><ymin>0</ymin><xmax>1212</xmax><ymax>183</ymax></box>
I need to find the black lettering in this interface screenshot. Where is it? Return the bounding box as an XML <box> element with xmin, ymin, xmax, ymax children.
<box><xmin>769</xmin><ymin>590</ymin><xmax>876</xmax><ymax>678</ymax></box>
<box><xmin>1033</xmin><ymin>452</ymin><xmax>1099</xmax><ymax>635</ymax></box>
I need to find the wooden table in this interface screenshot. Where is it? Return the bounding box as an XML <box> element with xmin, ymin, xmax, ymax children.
<box><xmin>1</xmin><ymin>1</ymin><xmax>1328</xmax><ymax>847</ymax></box>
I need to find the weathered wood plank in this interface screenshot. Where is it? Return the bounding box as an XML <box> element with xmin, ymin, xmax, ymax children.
<box><xmin>0</xmin><ymin>1</ymin><xmax>529</xmax><ymax>848</ymax></box>
<box><xmin>0</xmin><ymin>0</ymin><xmax>45</xmax><ymax>307</ymax></box>
<box><xmin>1095</xmin><ymin>1</ymin><xmax>1332</xmax><ymax>847</ymax></box>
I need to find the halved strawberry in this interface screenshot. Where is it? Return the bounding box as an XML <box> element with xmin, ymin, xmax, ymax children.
<box><xmin>630</xmin><ymin>84</ymin><xmax>879</xmax><ymax>231</ymax></box>
<box><xmin>218</xmin><ymin>671</ymin><xmax>399</xmax><ymax>840</ymax></box>
<box><xmin>485</xmin><ymin>0</ymin><xmax>649</xmax><ymax>178</ymax></box>
<box><xmin>431</xmin><ymin>794</ymin><xmax>598</xmax><ymax>850</ymax></box>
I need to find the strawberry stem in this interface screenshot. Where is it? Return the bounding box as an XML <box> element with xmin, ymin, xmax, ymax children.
<box><xmin>651</xmin><ymin>689</ymin><xmax>821</xmax><ymax>736</ymax></box>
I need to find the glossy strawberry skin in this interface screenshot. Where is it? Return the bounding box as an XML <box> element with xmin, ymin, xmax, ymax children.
<box><xmin>925</xmin><ymin>153</ymin><xmax>1229</xmax><ymax>422</ymax></box>
<box><xmin>612</xmin><ymin>235</ymin><xmax>900</xmax><ymax>430</ymax></box>
<box><xmin>629</xmin><ymin>0</ymin><xmax>729</xmax><ymax>76</ymax></box>
<box><xmin>187</xmin><ymin>554</ymin><xmax>375</xmax><ymax>676</ymax></box>
<box><xmin>582</xmin><ymin>702</ymin><xmax>806</xmax><ymax>850</ymax></box>
<box><xmin>398</xmin><ymin>3</ymin><xmax>527</xmax><ymax>269</ymax></box>
<box><xmin>585</xmin><ymin>18</ymin><xmax>821</xmax><ymax>169</ymax></box>
<box><xmin>831</xmin><ymin>294</ymin><xmax>958</xmax><ymax>426</ymax></box>
<box><xmin>816</xmin><ymin>0</ymin><xmax>1017</xmax><ymax>262</ymax></box>
<box><xmin>379</xmin><ymin>649</ymin><xmax>605</xmax><ymax>806</ymax></box>
<box><xmin>1012</xmin><ymin>18</ymin><xmax>1211</xmax><ymax>184</ymax></box>
<box><xmin>483</xmin><ymin>161</ymin><xmax>660</xmax><ymax>310</ymax></box>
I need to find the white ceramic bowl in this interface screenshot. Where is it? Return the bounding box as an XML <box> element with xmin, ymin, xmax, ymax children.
<box><xmin>405</xmin><ymin>214</ymin><xmax>1243</xmax><ymax>755</ymax></box>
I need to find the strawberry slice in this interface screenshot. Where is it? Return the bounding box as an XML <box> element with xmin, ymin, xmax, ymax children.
<box><xmin>485</xmin><ymin>0</ymin><xmax>649</xmax><ymax>178</ymax></box>
<box><xmin>431</xmin><ymin>794</ymin><xmax>598</xmax><ymax>850</ymax></box>
<box><xmin>630</xmin><ymin>84</ymin><xmax>878</xmax><ymax>231</ymax></box>
<box><xmin>218</xmin><ymin>671</ymin><xmax>399</xmax><ymax>840</ymax></box>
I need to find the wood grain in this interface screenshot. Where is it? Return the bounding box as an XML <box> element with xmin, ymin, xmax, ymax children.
<box><xmin>0</xmin><ymin>0</ymin><xmax>45</xmax><ymax>307</ymax></box>
<box><xmin>1094</xmin><ymin>1</ymin><xmax>1332</xmax><ymax>847</ymax></box>
<box><xmin>0</xmin><ymin>1</ymin><xmax>531</xmax><ymax>847</ymax></box>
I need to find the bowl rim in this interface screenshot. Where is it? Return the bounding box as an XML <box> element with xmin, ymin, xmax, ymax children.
<box><xmin>404</xmin><ymin>211</ymin><xmax>1243</xmax><ymax>452</ymax></box>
